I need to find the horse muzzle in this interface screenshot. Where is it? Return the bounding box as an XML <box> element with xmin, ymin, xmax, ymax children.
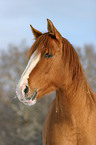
<box><xmin>16</xmin><ymin>85</ymin><xmax>38</xmax><ymax>106</ymax></box>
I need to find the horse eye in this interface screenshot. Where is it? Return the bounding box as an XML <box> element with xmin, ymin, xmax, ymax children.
<box><xmin>48</xmin><ymin>54</ymin><xmax>53</xmax><ymax>58</ymax></box>
<box><xmin>44</xmin><ymin>52</ymin><xmax>53</xmax><ymax>58</ymax></box>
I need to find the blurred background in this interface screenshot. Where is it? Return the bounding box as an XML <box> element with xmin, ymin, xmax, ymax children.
<box><xmin>0</xmin><ymin>0</ymin><xmax>96</xmax><ymax>145</ymax></box>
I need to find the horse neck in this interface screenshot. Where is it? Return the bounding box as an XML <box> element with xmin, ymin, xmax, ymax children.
<box><xmin>55</xmin><ymin>64</ymin><xmax>95</xmax><ymax>118</ymax></box>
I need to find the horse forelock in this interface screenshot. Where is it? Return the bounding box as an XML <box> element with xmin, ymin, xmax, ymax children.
<box><xmin>28</xmin><ymin>33</ymin><xmax>56</xmax><ymax>59</ymax></box>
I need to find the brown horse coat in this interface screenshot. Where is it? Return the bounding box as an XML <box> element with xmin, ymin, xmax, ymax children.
<box><xmin>16</xmin><ymin>19</ymin><xmax>96</xmax><ymax>145</ymax></box>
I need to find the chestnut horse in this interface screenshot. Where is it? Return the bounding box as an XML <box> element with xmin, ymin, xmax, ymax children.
<box><xmin>16</xmin><ymin>19</ymin><xmax>96</xmax><ymax>145</ymax></box>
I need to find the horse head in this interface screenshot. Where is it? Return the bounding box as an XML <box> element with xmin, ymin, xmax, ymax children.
<box><xmin>16</xmin><ymin>19</ymin><xmax>81</xmax><ymax>106</ymax></box>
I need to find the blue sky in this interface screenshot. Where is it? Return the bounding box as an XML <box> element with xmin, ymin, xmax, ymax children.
<box><xmin>0</xmin><ymin>0</ymin><xmax>96</xmax><ymax>50</ymax></box>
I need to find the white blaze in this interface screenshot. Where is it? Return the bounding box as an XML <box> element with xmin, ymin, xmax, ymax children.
<box><xmin>16</xmin><ymin>49</ymin><xmax>41</xmax><ymax>91</ymax></box>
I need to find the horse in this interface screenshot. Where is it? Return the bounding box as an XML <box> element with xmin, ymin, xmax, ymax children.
<box><xmin>16</xmin><ymin>19</ymin><xmax>96</xmax><ymax>145</ymax></box>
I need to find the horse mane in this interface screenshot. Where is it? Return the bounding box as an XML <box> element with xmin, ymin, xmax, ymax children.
<box><xmin>62</xmin><ymin>38</ymin><xmax>83</xmax><ymax>81</ymax></box>
<box><xmin>28</xmin><ymin>33</ymin><xmax>55</xmax><ymax>59</ymax></box>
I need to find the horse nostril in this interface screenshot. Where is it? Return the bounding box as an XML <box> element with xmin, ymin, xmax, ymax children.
<box><xmin>24</xmin><ymin>86</ymin><xmax>29</xmax><ymax>94</ymax></box>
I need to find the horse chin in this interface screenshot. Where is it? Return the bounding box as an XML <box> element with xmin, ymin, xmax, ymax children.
<box><xmin>23</xmin><ymin>98</ymin><xmax>37</xmax><ymax>106</ymax></box>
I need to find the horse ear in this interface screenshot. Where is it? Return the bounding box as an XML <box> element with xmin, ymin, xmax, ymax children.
<box><xmin>47</xmin><ymin>19</ymin><xmax>62</xmax><ymax>41</ymax></box>
<box><xmin>30</xmin><ymin>25</ymin><xmax>42</xmax><ymax>39</ymax></box>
